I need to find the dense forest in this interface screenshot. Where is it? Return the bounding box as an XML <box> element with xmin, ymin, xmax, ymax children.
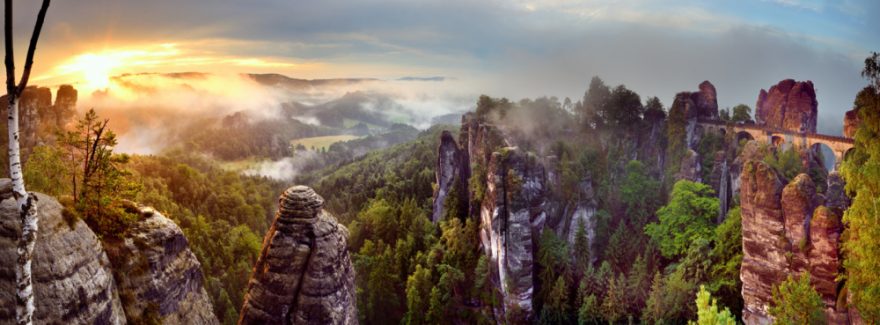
<box><xmin>9</xmin><ymin>52</ymin><xmax>880</xmax><ymax>324</ymax></box>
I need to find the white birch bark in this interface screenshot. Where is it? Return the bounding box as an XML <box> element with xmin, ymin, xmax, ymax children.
<box><xmin>8</xmin><ymin>96</ymin><xmax>38</xmax><ymax>325</ymax></box>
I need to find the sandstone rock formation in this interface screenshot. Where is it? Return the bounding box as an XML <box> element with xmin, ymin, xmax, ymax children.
<box><xmin>239</xmin><ymin>186</ymin><xmax>356</xmax><ymax>325</ymax></box>
<box><xmin>479</xmin><ymin>147</ymin><xmax>546</xmax><ymax>322</ymax></box>
<box><xmin>432</xmin><ymin>130</ymin><xmax>469</xmax><ymax>222</ymax></box>
<box><xmin>0</xmin><ymin>85</ymin><xmax>77</xmax><ymax>164</ymax></box>
<box><xmin>755</xmin><ymin>79</ymin><xmax>818</xmax><ymax>133</ymax></box>
<box><xmin>677</xmin><ymin>149</ymin><xmax>702</xmax><ymax>182</ymax></box>
<box><xmin>104</xmin><ymin>203</ymin><xmax>218</xmax><ymax>325</ymax></box>
<box><xmin>844</xmin><ymin>107</ymin><xmax>860</xmax><ymax>138</ymax></box>
<box><xmin>671</xmin><ymin>80</ymin><xmax>719</xmax><ymax>121</ymax></box>
<box><xmin>740</xmin><ymin>159</ymin><xmax>848</xmax><ymax>324</ymax></box>
<box><xmin>0</xmin><ymin>193</ymin><xmax>127</xmax><ymax>324</ymax></box>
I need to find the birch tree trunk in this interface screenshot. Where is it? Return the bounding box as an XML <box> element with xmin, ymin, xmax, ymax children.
<box><xmin>4</xmin><ymin>1</ymin><xmax>52</xmax><ymax>324</ymax></box>
<box><xmin>8</xmin><ymin>96</ymin><xmax>38</xmax><ymax>325</ymax></box>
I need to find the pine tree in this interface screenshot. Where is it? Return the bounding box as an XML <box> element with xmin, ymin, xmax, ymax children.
<box><xmin>840</xmin><ymin>53</ymin><xmax>880</xmax><ymax>322</ymax></box>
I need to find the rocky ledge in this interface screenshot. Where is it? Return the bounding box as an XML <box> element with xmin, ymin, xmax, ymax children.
<box><xmin>103</xmin><ymin>202</ymin><xmax>218</xmax><ymax>325</ymax></box>
<box><xmin>0</xmin><ymin>193</ymin><xmax>127</xmax><ymax>324</ymax></box>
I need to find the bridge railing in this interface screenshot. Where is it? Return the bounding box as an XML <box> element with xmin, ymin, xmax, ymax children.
<box><xmin>695</xmin><ymin>119</ymin><xmax>853</xmax><ymax>144</ymax></box>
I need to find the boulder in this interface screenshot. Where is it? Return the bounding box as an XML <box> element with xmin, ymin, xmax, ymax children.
<box><xmin>755</xmin><ymin>79</ymin><xmax>818</xmax><ymax>133</ymax></box>
<box><xmin>239</xmin><ymin>186</ymin><xmax>357</xmax><ymax>325</ymax></box>
<box><xmin>103</xmin><ymin>203</ymin><xmax>218</xmax><ymax>325</ymax></box>
<box><xmin>0</xmin><ymin>193</ymin><xmax>127</xmax><ymax>324</ymax></box>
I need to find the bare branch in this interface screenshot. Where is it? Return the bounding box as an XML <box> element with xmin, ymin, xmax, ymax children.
<box><xmin>16</xmin><ymin>0</ymin><xmax>51</xmax><ymax>96</ymax></box>
<box><xmin>4</xmin><ymin>0</ymin><xmax>15</xmax><ymax>97</ymax></box>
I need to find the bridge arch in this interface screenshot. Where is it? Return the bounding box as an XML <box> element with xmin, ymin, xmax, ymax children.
<box><xmin>736</xmin><ymin>131</ymin><xmax>754</xmax><ymax>144</ymax></box>
<box><xmin>771</xmin><ymin>135</ymin><xmax>785</xmax><ymax>148</ymax></box>
<box><xmin>809</xmin><ymin>143</ymin><xmax>835</xmax><ymax>171</ymax></box>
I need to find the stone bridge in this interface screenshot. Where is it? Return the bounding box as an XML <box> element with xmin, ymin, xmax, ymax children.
<box><xmin>697</xmin><ymin>119</ymin><xmax>854</xmax><ymax>167</ymax></box>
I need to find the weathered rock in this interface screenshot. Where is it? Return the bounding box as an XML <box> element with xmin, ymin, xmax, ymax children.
<box><xmin>0</xmin><ymin>193</ymin><xmax>127</xmax><ymax>324</ymax></box>
<box><xmin>239</xmin><ymin>186</ymin><xmax>356</xmax><ymax>325</ymax></box>
<box><xmin>677</xmin><ymin>149</ymin><xmax>702</xmax><ymax>182</ymax></box>
<box><xmin>104</xmin><ymin>203</ymin><xmax>218</xmax><ymax>325</ymax></box>
<box><xmin>671</xmin><ymin>81</ymin><xmax>719</xmax><ymax>122</ymax></box>
<box><xmin>843</xmin><ymin>107</ymin><xmax>859</xmax><ymax>138</ymax></box>
<box><xmin>740</xmin><ymin>161</ymin><xmax>787</xmax><ymax>325</ymax></box>
<box><xmin>740</xmin><ymin>162</ymin><xmax>849</xmax><ymax>324</ymax></box>
<box><xmin>824</xmin><ymin>172</ymin><xmax>850</xmax><ymax>216</ymax></box>
<box><xmin>0</xmin><ymin>85</ymin><xmax>78</xmax><ymax>167</ymax></box>
<box><xmin>432</xmin><ymin>130</ymin><xmax>468</xmax><ymax>222</ymax></box>
<box><xmin>755</xmin><ymin>79</ymin><xmax>818</xmax><ymax>133</ymax></box>
<box><xmin>479</xmin><ymin>147</ymin><xmax>546</xmax><ymax>322</ymax></box>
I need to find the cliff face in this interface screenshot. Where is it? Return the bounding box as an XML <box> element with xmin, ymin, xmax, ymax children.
<box><xmin>739</xmin><ymin>159</ymin><xmax>848</xmax><ymax>324</ymax></box>
<box><xmin>104</xmin><ymin>203</ymin><xmax>218</xmax><ymax>325</ymax></box>
<box><xmin>673</xmin><ymin>80</ymin><xmax>719</xmax><ymax>122</ymax></box>
<box><xmin>844</xmin><ymin>107</ymin><xmax>860</xmax><ymax>138</ymax></box>
<box><xmin>480</xmin><ymin>147</ymin><xmax>546</xmax><ymax>321</ymax></box>
<box><xmin>0</xmin><ymin>193</ymin><xmax>127</xmax><ymax>324</ymax></box>
<box><xmin>239</xmin><ymin>186</ymin><xmax>357</xmax><ymax>325</ymax></box>
<box><xmin>0</xmin><ymin>85</ymin><xmax>77</xmax><ymax>164</ymax></box>
<box><xmin>431</xmin><ymin>130</ymin><xmax>469</xmax><ymax>222</ymax></box>
<box><xmin>755</xmin><ymin>79</ymin><xmax>818</xmax><ymax>133</ymax></box>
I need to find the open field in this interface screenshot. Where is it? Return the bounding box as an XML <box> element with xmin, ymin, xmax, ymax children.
<box><xmin>291</xmin><ymin>135</ymin><xmax>362</xmax><ymax>151</ymax></box>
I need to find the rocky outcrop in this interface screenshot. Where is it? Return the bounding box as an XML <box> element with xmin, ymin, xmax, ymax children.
<box><xmin>677</xmin><ymin>149</ymin><xmax>702</xmax><ymax>182</ymax></box>
<box><xmin>740</xmin><ymin>158</ymin><xmax>848</xmax><ymax>324</ymax></box>
<box><xmin>844</xmin><ymin>107</ymin><xmax>860</xmax><ymax>138</ymax></box>
<box><xmin>432</xmin><ymin>130</ymin><xmax>469</xmax><ymax>222</ymax></box>
<box><xmin>479</xmin><ymin>147</ymin><xmax>546</xmax><ymax>322</ymax></box>
<box><xmin>672</xmin><ymin>80</ymin><xmax>719</xmax><ymax>122</ymax></box>
<box><xmin>755</xmin><ymin>79</ymin><xmax>818</xmax><ymax>133</ymax></box>
<box><xmin>0</xmin><ymin>85</ymin><xmax>78</xmax><ymax>165</ymax></box>
<box><xmin>104</xmin><ymin>203</ymin><xmax>218</xmax><ymax>325</ymax></box>
<box><xmin>0</xmin><ymin>193</ymin><xmax>127</xmax><ymax>324</ymax></box>
<box><xmin>239</xmin><ymin>186</ymin><xmax>356</xmax><ymax>325</ymax></box>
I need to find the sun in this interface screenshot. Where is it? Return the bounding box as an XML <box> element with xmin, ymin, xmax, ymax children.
<box><xmin>57</xmin><ymin>52</ymin><xmax>126</xmax><ymax>91</ymax></box>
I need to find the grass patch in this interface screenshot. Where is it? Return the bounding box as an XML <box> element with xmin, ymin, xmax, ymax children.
<box><xmin>291</xmin><ymin>135</ymin><xmax>363</xmax><ymax>151</ymax></box>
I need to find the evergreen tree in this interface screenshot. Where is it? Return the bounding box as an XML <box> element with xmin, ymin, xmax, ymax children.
<box><xmin>689</xmin><ymin>285</ymin><xmax>736</xmax><ymax>325</ymax></box>
<box><xmin>645</xmin><ymin>180</ymin><xmax>718</xmax><ymax>259</ymax></box>
<box><xmin>769</xmin><ymin>274</ymin><xmax>825</xmax><ymax>325</ymax></box>
<box><xmin>841</xmin><ymin>53</ymin><xmax>880</xmax><ymax>321</ymax></box>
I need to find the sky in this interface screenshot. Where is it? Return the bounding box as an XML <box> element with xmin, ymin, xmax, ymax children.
<box><xmin>6</xmin><ymin>0</ymin><xmax>880</xmax><ymax>135</ymax></box>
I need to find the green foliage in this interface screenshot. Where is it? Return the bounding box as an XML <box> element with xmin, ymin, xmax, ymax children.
<box><xmin>840</xmin><ymin>81</ymin><xmax>880</xmax><ymax>322</ymax></box>
<box><xmin>538</xmin><ymin>276</ymin><xmax>571</xmax><ymax>324</ymax></box>
<box><xmin>475</xmin><ymin>95</ymin><xmax>512</xmax><ymax>119</ymax></box>
<box><xmin>577</xmin><ymin>294</ymin><xmax>600</xmax><ymax>325</ymax></box>
<box><xmin>621</xmin><ymin>160</ymin><xmax>661</xmax><ymax>227</ymax></box>
<box><xmin>763</xmin><ymin>145</ymin><xmax>804</xmax><ymax>180</ymax></box>
<box><xmin>301</xmin><ymin>127</ymin><xmax>443</xmax><ymax>223</ymax></box>
<box><xmin>537</xmin><ymin>229</ymin><xmax>571</xmax><ymax>309</ymax></box>
<box><xmin>697</xmin><ymin>132</ymin><xmax>725</xmax><ymax>182</ymax></box>
<box><xmin>129</xmin><ymin>152</ymin><xmax>278</xmax><ymax>323</ymax></box>
<box><xmin>689</xmin><ymin>285</ymin><xmax>736</xmax><ymax>325</ymax></box>
<box><xmin>579</xmin><ymin>76</ymin><xmax>611</xmax><ymax>130</ymax></box>
<box><xmin>55</xmin><ymin>109</ymin><xmax>141</xmax><ymax>238</ymax></box>
<box><xmin>731</xmin><ymin>104</ymin><xmax>752</xmax><ymax>123</ymax></box>
<box><xmin>769</xmin><ymin>274</ymin><xmax>826</xmax><ymax>325</ymax></box>
<box><xmin>665</xmin><ymin>96</ymin><xmax>688</xmax><ymax>178</ymax></box>
<box><xmin>646</xmin><ymin>180</ymin><xmax>718</xmax><ymax>259</ymax></box>
<box><xmin>23</xmin><ymin>145</ymin><xmax>71</xmax><ymax>197</ymax></box>
<box><xmin>600</xmin><ymin>274</ymin><xmax>627</xmax><ymax>323</ymax></box>
<box><xmin>719</xmin><ymin>107</ymin><xmax>731</xmax><ymax>121</ymax></box>
<box><xmin>862</xmin><ymin>51</ymin><xmax>880</xmax><ymax>90</ymax></box>
<box><xmin>707</xmin><ymin>207</ymin><xmax>743</xmax><ymax>317</ymax></box>
<box><xmin>643</xmin><ymin>96</ymin><xmax>666</xmax><ymax>123</ymax></box>
<box><xmin>606</xmin><ymin>85</ymin><xmax>644</xmax><ymax>129</ymax></box>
